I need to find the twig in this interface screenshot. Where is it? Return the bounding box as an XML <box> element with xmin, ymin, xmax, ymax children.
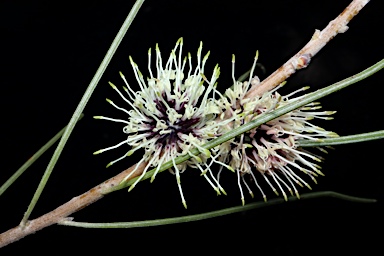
<box><xmin>0</xmin><ymin>162</ymin><xmax>146</xmax><ymax>248</ymax></box>
<box><xmin>245</xmin><ymin>0</ymin><xmax>370</xmax><ymax>99</ymax></box>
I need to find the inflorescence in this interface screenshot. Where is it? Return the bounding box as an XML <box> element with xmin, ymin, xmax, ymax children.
<box><xmin>94</xmin><ymin>38</ymin><xmax>338</xmax><ymax>208</ymax></box>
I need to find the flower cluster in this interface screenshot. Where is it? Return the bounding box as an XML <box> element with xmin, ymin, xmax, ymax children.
<box><xmin>215</xmin><ymin>54</ymin><xmax>338</xmax><ymax>205</ymax></box>
<box><xmin>95</xmin><ymin>38</ymin><xmax>338</xmax><ymax>208</ymax></box>
<box><xmin>94</xmin><ymin>38</ymin><xmax>228</xmax><ymax>208</ymax></box>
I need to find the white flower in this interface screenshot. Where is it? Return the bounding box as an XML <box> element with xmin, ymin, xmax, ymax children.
<box><xmin>94</xmin><ymin>40</ymin><xmax>339</xmax><ymax>208</ymax></box>
<box><xmin>217</xmin><ymin>53</ymin><xmax>339</xmax><ymax>205</ymax></box>
<box><xmin>94</xmin><ymin>38</ymin><xmax>227</xmax><ymax>208</ymax></box>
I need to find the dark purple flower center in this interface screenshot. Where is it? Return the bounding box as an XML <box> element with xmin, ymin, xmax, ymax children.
<box><xmin>146</xmin><ymin>94</ymin><xmax>201</xmax><ymax>145</ymax></box>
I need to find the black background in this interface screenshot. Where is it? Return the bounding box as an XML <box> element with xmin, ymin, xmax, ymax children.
<box><xmin>1</xmin><ymin>0</ymin><xmax>383</xmax><ymax>254</ymax></box>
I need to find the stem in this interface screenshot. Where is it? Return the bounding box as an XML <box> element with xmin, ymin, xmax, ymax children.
<box><xmin>0</xmin><ymin>162</ymin><xmax>146</xmax><ymax>248</ymax></box>
<box><xmin>19</xmin><ymin>0</ymin><xmax>145</xmax><ymax>227</ymax></box>
<box><xmin>245</xmin><ymin>0</ymin><xmax>370</xmax><ymax>99</ymax></box>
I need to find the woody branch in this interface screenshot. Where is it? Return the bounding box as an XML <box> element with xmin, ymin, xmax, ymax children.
<box><xmin>0</xmin><ymin>0</ymin><xmax>370</xmax><ymax>249</ymax></box>
<box><xmin>245</xmin><ymin>0</ymin><xmax>369</xmax><ymax>99</ymax></box>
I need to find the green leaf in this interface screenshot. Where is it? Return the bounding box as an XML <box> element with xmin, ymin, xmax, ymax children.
<box><xmin>298</xmin><ymin>130</ymin><xmax>384</xmax><ymax>147</ymax></box>
<box><xmin>0</xmin><ymin>114</ymin><xmax>84</xmax><ymax>197</ymax></box>
<box><xmin>57</xmin><ymin>191</ymin><xmax>376</xmax><ymax>229</ymax></box>
<box><xmin>20</xmin><ymin>0</ymin><xmax>146</xmax><ymax>226</ymax></box>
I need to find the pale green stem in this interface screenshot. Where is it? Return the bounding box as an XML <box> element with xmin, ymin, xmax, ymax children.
<box><xmin>20</xmin><ymin>0</ymin><xmax>145</xmax><ymax>226</ymax></box>
<box><xmin>0</xmin><ymin>114</ymin><xmax>83</xmax><ymax>197</ymax></box>
<box><xmin>58</xmin><ymin>191</ymin><xmax>376</xmax><ymax>228</ymax></box>
<box><xmin>108</xmin><ymin>59</ymin><xmax>383</xmax><ymax>192</ymax></box>
<box><xmin>298</xmin><ymin>130</ymin><xmax>384</xmax><ymax>147</ymax></box>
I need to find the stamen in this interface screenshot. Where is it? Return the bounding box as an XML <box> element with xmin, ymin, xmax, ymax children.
<box><xmin>93</xmin><ymin>116</ymin><xmax>129</xmax><ymax>124</ymax></box>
